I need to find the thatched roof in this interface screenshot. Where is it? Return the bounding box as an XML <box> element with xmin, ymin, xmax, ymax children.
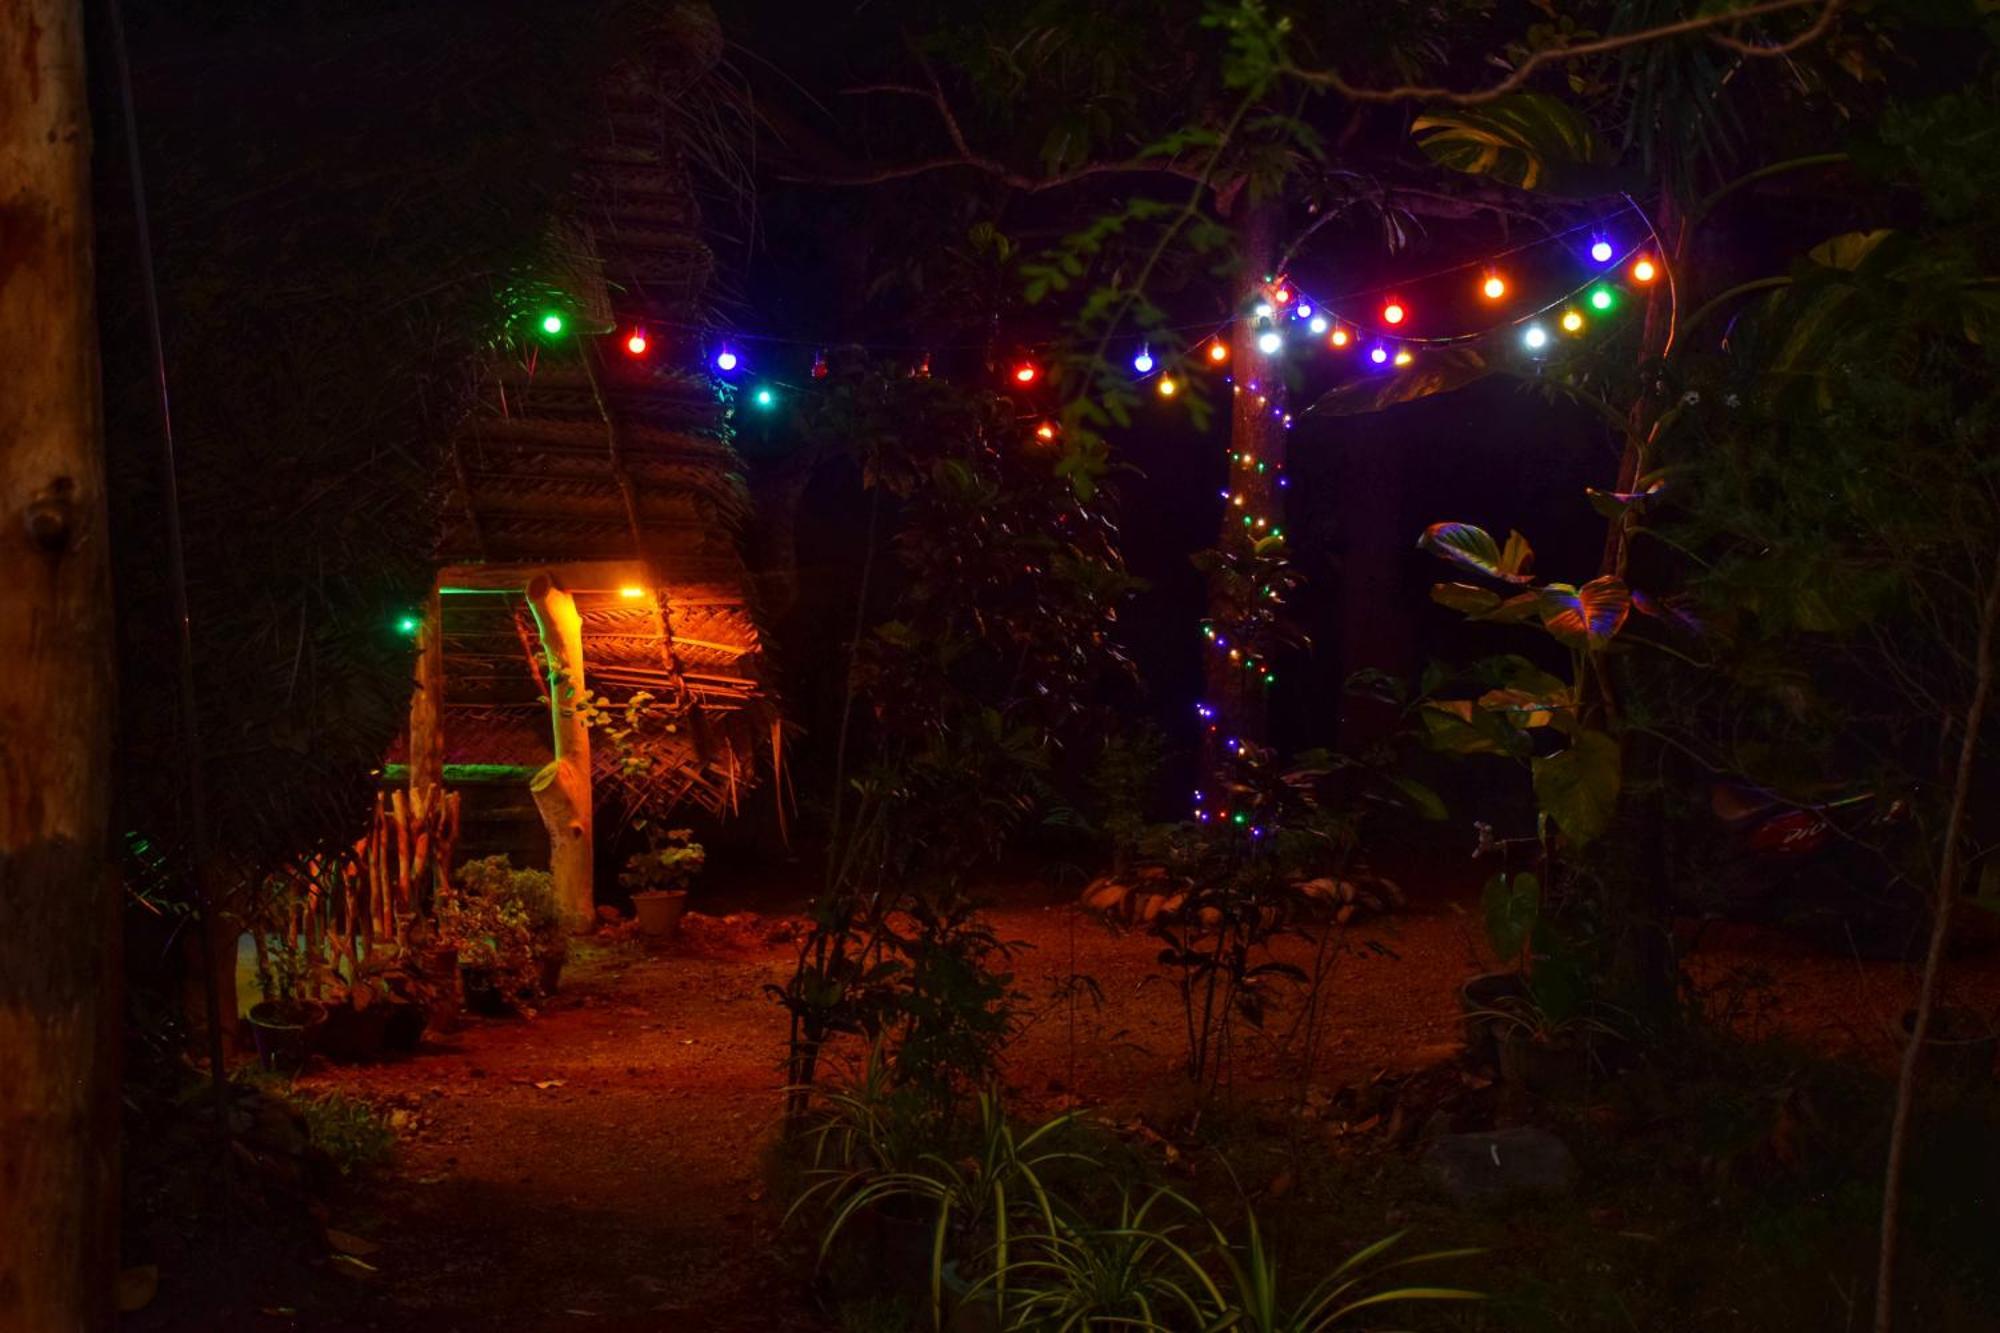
<box><xmin>407</xmin><ymin>7</ymin><xmax>776</xmax><ymax>819</ymax></box>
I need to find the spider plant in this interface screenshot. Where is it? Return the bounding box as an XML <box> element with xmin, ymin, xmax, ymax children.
<box><xmin>1201</xmin><ymin>1210</ymin><xmax>1483</xmax><ymax>1333</ymax></box>
<box><xmin>970</xmin><ymin>1184</ymin><xmax>1223</xmax><ymax>1331</ymax></box>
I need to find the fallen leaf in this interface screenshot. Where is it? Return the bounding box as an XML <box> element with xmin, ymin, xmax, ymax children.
<box><xmin>328</xmin><ymin>1254</ymin><xmax>378</xmax><ymax>1280</ymax></box>
<box><xmin>534</xmin><ymin>1079</ymin><xmax>566</xmax><ymax>1091</ymax></box>
<box><xmin>115</xmin><ymin>1265</ymin><xmax>158</xmax><ymax>1313</ymax></box>
<box><xmin>324</xmin><ymin>1228</ymin><xmax>380</xmax><ymax>1257</ymax></box>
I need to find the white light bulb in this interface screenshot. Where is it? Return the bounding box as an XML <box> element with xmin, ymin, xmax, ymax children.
<box><xmin>1256</xmin><ymin>329</ymin><xmax>1283</xmax><ymax>355</ymax></box>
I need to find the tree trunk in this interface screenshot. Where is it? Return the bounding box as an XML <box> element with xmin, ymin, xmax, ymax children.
<box><xmin>1202</xmin><ymin>199</ymin><xmax>1286</xmax><ymax>790</ymax></box>
<box><xmin>1873</xmin><ymin>548</ymin><xmax>2000</xmax><ymax>1332</ymax></box>
<box><xmin>0</xmin><ymin>2</ymin><xmax>122</xmax><ymax>1326</ymax></box>
<box><xmin>526</xmin><ymin>574</ymin><xmax>595</xmax><ymax>931</ymax></box>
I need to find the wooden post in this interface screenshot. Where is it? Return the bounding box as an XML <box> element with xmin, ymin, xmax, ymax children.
<box><xmin>526</xmin><ymin>573</ymin><xmax>595</xmax><ymax>931</ymax></box>
<box><xmin>409</xmin><ymin>585</ymin><xmax>444</xmax><ymax>797</ymax></box>
<box><xmin>0</xmin><ymin>2</ymin><xmax>122</xmax><ymax>1326</ymax></box>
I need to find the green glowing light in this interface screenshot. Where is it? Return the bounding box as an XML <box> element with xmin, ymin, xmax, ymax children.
<box><xmin>1589</xmin><ymin>287</ymin><xmax>1615</xmax><ymax>312</ymax></box>
<box><xmin>1232</xmin><ymin>812</ymin><xmax>1248</xmax><ymax>826</ymax></box>
<box><xmin>396</xmin><ymin>614</ymin><xmax>421</xmax><ymax>636</ymax></box>
<box><xmin>540</xmin><ymin>312</ymin><xmax>566</xmax><ymax>335</ymax></box>
<box><xmin>753</xmin><ymin>386</ymin><xmax>776</xmax><ymax>408</ymax></box>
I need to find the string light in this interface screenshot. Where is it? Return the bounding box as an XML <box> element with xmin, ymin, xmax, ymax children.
<box><xmin>1590</xmin><ymin>237</ymin><xmax>1615</xmax><ymax>264</ymax></box>
<box><xmin>1157</xmin><ymin>375</ymin><xmax>1179</xmax><ymax>397</ymax></box>
<box><xmin>753</xmin><ymin>386</ymin><xmax>777</xmax><ymax>408</ymax></box>
<box><xmin>1013</xmin><ymin>360</ymin><xmax>1040</xmax><ymax>385</ymax></box>
<box><xmin>1329</xmin><ymin>327</ymin><xmax>1350</xmax><ymax>348</ymax></box>
<box><xmin>1560</xmin><ymin>309</ymin><xmax>1585</xmax><ymax>334</ymax></box>
<box><xmin>714</xmin><ymin>348</ymin><xmax>739</xmax><ymax>372</ymax></box>
<box><xmin>1522</xmin><ymin>324</ymin><xmax>1550</xmax><ymax>351</ymax></box>
<box><xmin>618</xmin><ymin>586</ymin><xmax>645</xmax><ymax>599</ymax></box>
<box><xmin>1272</xmin><ymin>284</ymin><xmax>1293</xmax><ymax>305</ymax></box>
<box><xmin>1369</xmin><ymin>345</ymin><xmax>1390</xmax><ymax>365</ymax></box>
<box><xmin>1631</xmin><ymin>257</ymin><xmax>1659</xmax><ymax>284</ymax></box>
<box><xmin>1589</xmin><ymin>287</ymin><xmax>1616</xmax><ymax>312</ymax></box>
<box><xmin>395</xmin><ymin>614</ymin><xmax>421</xmax><ymax>636</ymax></box>
<box><xmin>1381</xmin><ymin>301</ymin><xmax>1406</xmax><ymax>326</ymax></box>
<box><xmin>1207</xmin><ymin>340</ymin><xmax>1230</xmax><ymax>364</ymax></box>
<box><xmin>1481</xmin><ymin>273</ymin><xmax>1507</xmax><ymax>300</ymax></box>
<box><xmin>624</xmin><ymin>328</ymin><xmax>649</xmax><ymax>356</ymax></box>
<box><xmin>1256</xmin><ymin>328</ymin><xmax>1284</xmax><ymax>355</ymax></box>
<box><xmin>1296</xmin><ymin>301</ymin><xmax>1314</xmax><ymax>319</ymax></box>
<box><xmin>811</xmin><ymin>351</ymin><xmax>829</xmax><ymax>379</ymax></box>
<box><xmin>1035</xmin><ymin>421</ymin><xmax>1057</xmax><ymax>441</ymax></box>
<box><xmin>1254</xmin><ymin>301</ymin><xmax>1275</xmax><ymax>320</ymax></box>
<box><xmin>1133</xmin><ymin>346</ymin><xmax>1155</xmax><ymax>374</ymax></box>
<box><xmin>1393</xmin><ymin>348</ymin><xmax>1414</xmax><ymax>367</ymax></box>
<box><xmin>539</xmin><ymin>312</ymin><xmax>565</xmax><ymax>336</ymax></box>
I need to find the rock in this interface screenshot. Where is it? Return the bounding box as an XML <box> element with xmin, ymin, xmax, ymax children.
<box><xmin>1420</xmin><ymin>1126</ymin><xmax>1577</xmax><ymax>1204</ymax></box>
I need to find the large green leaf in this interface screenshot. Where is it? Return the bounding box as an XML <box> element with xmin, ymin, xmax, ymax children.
<box><xmin>1430</xmin><ymin>581</ymin><xmax>1503</xmax><ymax>615</ymax></box>
<box><xmin>1307</xmin><ymin>348</ymin><xmax>1493</xmax><ymax>418</ymax></box>
<box><xmin>1807</xmin><ymin>228</ymin><xmax>1896</xmax><ymax>272</ymax></box>
<box><xmin>1530</xmin><ymin>730</ymin><xmax>1621</xmax><ymax>848</ymax></box>
<box><xmin>1481</xmin><ymin>871</ymin><xmax>1540</xmax><ymax>962</ymax></box>
<box><xmin>1538</xmin><ymin>576</ymin><xmax>1631</xmax><ymax>650</ymax></box>
<box><xmin>1412</xmin><ymin>94</ymin><xmax>1616</xmax><ymax>194</ymax></box>
<box><xmin>1418</xmin><ymin>523</ymin><xmax>1534</xmax><ymax>583</ymax></box>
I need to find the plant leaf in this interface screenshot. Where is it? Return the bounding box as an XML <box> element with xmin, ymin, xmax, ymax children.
<box><xmin>1413</xmin><ymin>93</ymin><xmax>1614</xmax><ymax>193</ymax></box>
<box><xmin>1481</xmin><ymin>872</ymin><xmax>1539</xmax><ymax>960</ymax></box>
<box><xmin>1531</xmin><ymin>730</ymin><xmax>1621</xmax><ymax>847</ymax></box>
<box><xmin>1539</xmin><ymin>576</ymin><xmax>1631</xmax><ymax>649</ymax></box>
<box><xmin>1418</xmin><ymin>523</ymin><xmax>1533</xmax><ymax>584</ymax></box>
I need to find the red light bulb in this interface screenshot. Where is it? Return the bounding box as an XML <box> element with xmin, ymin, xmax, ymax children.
<box><xmin>1381</xmin><ymin>301</ymin><xmax>1406</xmax><ymax>326</ymax></box>
<box><xmin>1013</xmin><ymin>361</ymin><xmax>1039</xmax><ymax>385</ymax></box>
<box><xmin>624</xmin><ymin>329</ymin><xmax>649</xmax><ymax>356</ymax></box>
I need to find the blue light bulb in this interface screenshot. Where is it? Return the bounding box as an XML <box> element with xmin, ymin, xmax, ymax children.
<box><xmin>1133</xmin><ymin>347</ymin><xmax>1155</xmax><ymax>374</ymax></box>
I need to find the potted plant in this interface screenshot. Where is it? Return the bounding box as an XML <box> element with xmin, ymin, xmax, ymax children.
<box><xmin>314</xmin><ymin>962</ymin><xmax>396</xmax><ymax>1062</ymax></box>
<box><xmin>246</xmin><ymin>946</ymin><xmax>324</xmax><ymax>1074</ymax></box>
<box><xmin>441</xmin><ymin>856</ymin><xmax>562</xmax><ymax>1012</ymax></box>
<box><xmin>621</xmin><ymin>828</ymin><xmax>704</xmax><ymax>938</ymax></box>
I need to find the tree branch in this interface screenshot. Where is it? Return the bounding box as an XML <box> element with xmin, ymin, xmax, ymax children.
<box><xmin>1282</xmin><ymin>0</ymin><xmax>1839</xmax><ymax>107</ymax></box>
<box><xmin>782</xmin><ymin>71</ymin><xmax>1206</xmax><ymax>192</ymax></box>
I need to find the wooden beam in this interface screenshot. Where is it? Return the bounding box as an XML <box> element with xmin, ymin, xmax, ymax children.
<box><xmin>438</xmin><ymin>558</ymin><xmax>648</xmax><ymax>593</ymax></box>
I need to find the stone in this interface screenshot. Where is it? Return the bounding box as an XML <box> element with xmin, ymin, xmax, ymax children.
<box><xmin>1420</xmin><ymin>1126</ymin><xmax>1577</xmax><ymax>1204</ymax></box>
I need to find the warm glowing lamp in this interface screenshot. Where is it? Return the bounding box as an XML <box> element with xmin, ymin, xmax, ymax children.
<box><xmin>1206</xmin><ymin>340</ymin><xmax>1229</xmax><ymax>364</ymax></box>
<box><xmin>1329</xmin><ymin>327</ymin><xmax>1351</xmax><ymax>348</ymax></box>
<box><xmin>1481</xmin><ymin>273</ymin><xmax>1507</xmax><ymax>301</ymax></box>
<box><xmin>1381</xmin><ymin>301</ymin><xmax>1406</xmax><ymax>326</ymax></box>
<box><xmin>1631</xmin><ymin>257</ymin><xmax>1659</xmax><ymax>284</ymax></box>
<box><xmin>1523</xmin><ymin>324</ymin><xmax>1550</xmax><ymax>351</ymax></box>
<box><xmin>618</xmin><ymin>586</ymin><xmax>645</xmax><ymax>599</ymax></box>
<box><xmin>1157</xmin><ymin>375</ymin><xmax>1179</xmax><ymax>397</ymax></box>
<box><xmin>1393</xmin><ymin>348</ymin><xmax>1414</xmax><ymax>367</ymax></box>
<box><xmin>1013</xmin><ymin>361</ymin><xmax>1040</xmax><ymax>385</ymax></box>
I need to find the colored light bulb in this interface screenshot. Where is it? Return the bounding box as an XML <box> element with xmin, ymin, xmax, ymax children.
<box><xmin>539</xmin><ymin>312</ymin><xmax>565</xmax><ymax>336</ymax></box>
<box><xmin>1561</xmin><ymin>309</ymin><xmax>1585</xmax><ymax>333</ymax></box>
<box><xmin>1133</xmin><ymin>346</ymin><xmax>1155</xmax><ymax>374</ymax></box>
<box><xmin>1272</xmin><ymin>285</ymin><xmax>1292</xmax><ymax>305</ymax></box>
<box><xmin>1035</xmin><ymin>421</ymin><xmax>1057</xmax><ymax>441</ymax></box>
<box><xmin>624</xmin><ymin>328</ymin><xmax>648</xmax><ymax>356</ymax></box>
<box><xmin>1590</xmin><ymin>287</ymin><xmax>1615</xmax><ymax>312</ymax></box>
<box><xmin>1631</xmin><ymin>257</ymin><xmax>1659</xmax><ymax>284</ymax></box>
<box><xmin>1295</xmin><ymin>301</ymin><xmax>1313</xmax><ymax>319</ymax></box>
<box><xmin>1481</xmin><ymin>274</ymin><xmax>1507</xmax><ymax>300</ymax></box>
<box><xmin>811</xmin><ymin>352</ymin><xmax>829</xmax><ymax>379</ymax></box>
<box><xmin>1308</xmin><ymin>315</ymin><xmax>1328</xmax><ymax>335</ymax></box>
<box><xmin>715</xmin><ymin>348</ymin><xmax>739</xmax><ymax>372</ymax></box>
<box><xmin>1157</xmin><ymin>375</ymin><xmax>1178</xmax><ymax>397</ymax></box>
<box><xmin>753</xmin><ymin>386</ymin><xmax>776</xmax><ymax>408</ymax></box>
<box><xmin>1369</xmin><ymin>345</ymin><xmax>1389</xmax><ymax>365</ymax></box>
<box><xmin>1254</xmin><ymin>301</ymin><xmax>1274</xmax><ymax>320</ymax></box>
<box><xmin>1590</xmin><ymin>238</ymin><xmax>1615</xmax><ymax>264</ymax></box>
<box><xmin>1207</xmin><ymin>340</ymin><xmax>1229</xmax><ymax>363</ymax></box>
<box><xmin>1330</xmin><ymin>327</ymin><xmax>1350</xmax><ymax>348</ymax></box>
<box><xmin>1256</xmin><ymin>329</ymin><xmax>1283</xmax><ymax>355</ymax></box>
<box><xmin>395</xmin><ymin>614</ymin><xmax>420</xmax><ymax>636</ymax></box>
<box><xmin>1381</xmin><ymin>301</ymin><xmax>1406</xmax><ymax>325</ymax></box>
<box><xmin>618</xmin><ymin>586</ymin><xmax>645</xmax><ymax>599</ymax></box>
<box><xmin>1523</xmin><ymin>324</ymin><xmax>1549</xmax><ymax>350</ymax></box>
<box><xmin>1393</xmin><ymin>348</ymin><xmax>1414</xmax><ymax>366</ymax></box>
<box><xmin>1013</xmin><ymin>361</ymin><xmax>1039</xmax><ymax>384</ymax></box>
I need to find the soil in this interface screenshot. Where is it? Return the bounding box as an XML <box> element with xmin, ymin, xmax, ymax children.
<box><xmin>129</xmin><ymin>894</ymin><xmax>2000</xmax><ymax>1331</ymax></box>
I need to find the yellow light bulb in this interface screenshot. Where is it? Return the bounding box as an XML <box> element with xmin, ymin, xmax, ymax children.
<box><xmin>1561</xmin><ymin>310</ymin><xmax>1584</xmax><ymax>333</ymax></box>
<box><xmin>1157</xmin><ymin>375</ymin><xmax>1179</xmax><ymax>397</ymax></box>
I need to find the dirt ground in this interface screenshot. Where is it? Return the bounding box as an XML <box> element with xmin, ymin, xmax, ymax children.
<box><xmin>137</xmin><ymin>895</ymin><xmax>2000</xmax><ymax>1331</ymax></box>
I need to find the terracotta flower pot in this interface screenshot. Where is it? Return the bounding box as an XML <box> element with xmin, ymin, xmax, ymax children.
<box><xmin>632</xmin><ymin>889</ymin><xmax>688</xmax><ymax>939</ymax></box>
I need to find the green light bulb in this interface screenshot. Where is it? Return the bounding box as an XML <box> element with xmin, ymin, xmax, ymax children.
<box><xmin>396</xmin><ymin>614</ymin><xmax>420</xmax><ymax>636</ymax></box>
<box><xmin>754</xmin><ymin>387</ymin><xmax>776</xmax><ymax>408</ymax></box>
<box><xmin>1589</xmin><ymin>288</ymin><xmax>1614</xmax><ymax>312</ymax></box>
<box><xmin>540</xmin><ymin>312</ymin><xmax>565</xmax><ymax>335</ymax></box>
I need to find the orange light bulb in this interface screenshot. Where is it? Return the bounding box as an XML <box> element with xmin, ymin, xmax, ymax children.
<box><xmin>1481</xmin><ymin>274</ymin><xmax>1506</xmax><ymax>301</ymax></box>
<box><xmin>1207</xmin><ymin>340</ymin><xmax>1229</xmax><ymax>364</ymax></box>
<box><xmin>1329</xmin><ymin>327</ymin><xmax>1350</xmax><ymax>348</ymax></box>
<box><xmin>1631</xmin><ymin>258</ymin><xmax>1659</xmax><ymax>284</ymax></box>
